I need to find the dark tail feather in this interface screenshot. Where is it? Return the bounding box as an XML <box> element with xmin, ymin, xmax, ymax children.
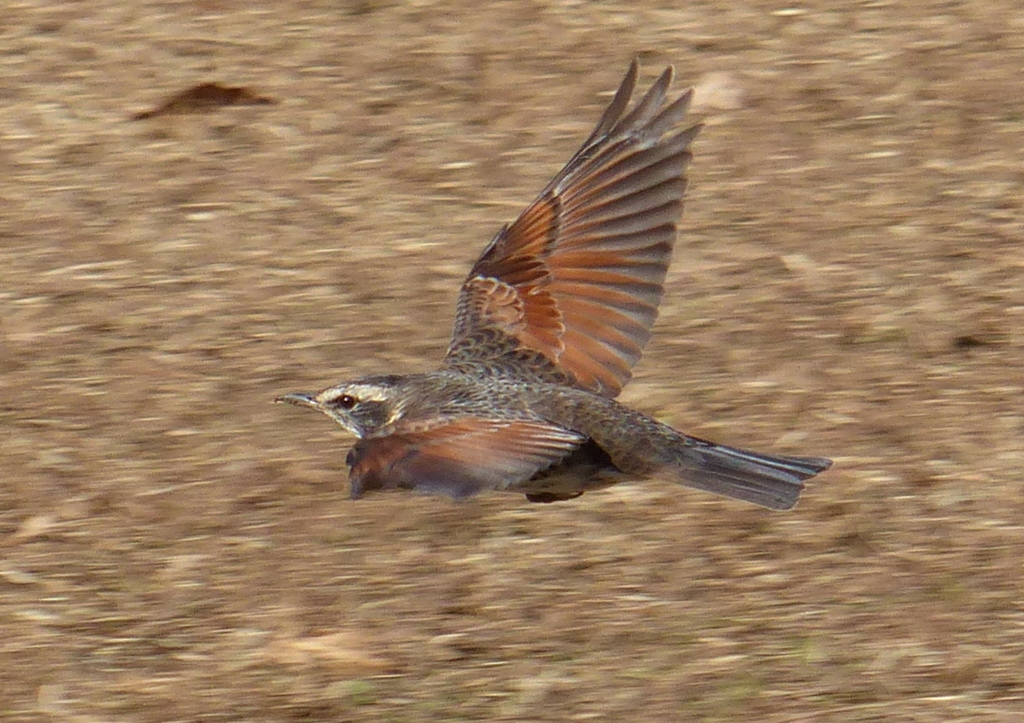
<box><xmin>671</xmin><ymin>440</ymin><xmax>832</xmax><ymax>511</ymax></box>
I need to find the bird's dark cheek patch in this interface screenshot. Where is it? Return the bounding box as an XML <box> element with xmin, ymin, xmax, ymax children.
<box><xmin>352</xmin><ymin>401</ymin><xmax>390</xmax><ymax>431</ymax></box>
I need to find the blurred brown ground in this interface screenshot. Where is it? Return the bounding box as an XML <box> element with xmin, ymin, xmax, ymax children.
<box><xmin>2</xmin><ymin>1</ymin><xmax>1023</xmax><ymax>721</ymax></box>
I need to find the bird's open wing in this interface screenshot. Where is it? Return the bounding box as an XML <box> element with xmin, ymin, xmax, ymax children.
<box><xmin>444</xmin><ymin>60</ymin><xmax>701</xmax><ymax>397</ymax></box>
<box><xmin>347</xmin><ymin>418</ymin><xmax>584</xmax><ymax>499</ymax></box>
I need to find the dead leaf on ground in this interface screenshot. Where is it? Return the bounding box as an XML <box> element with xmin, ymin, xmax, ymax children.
<box><xmin>131</xmin><ymin>83</ymin><xmax>276</xmax><ymax>120</ymax></box>
<box><xmin>3</xmin><ymin>514</ymin><xmax>59</xmax><ymax>546</ymax></box>
<box><xmin>265</xmin><ymin>631</ymin><xmax>392</xmax><ymax>674</ymax></box>
<box><xmin>691</xmin><ymin>71</ymin><xmax>745</xmax><ymax>113</ymax></box>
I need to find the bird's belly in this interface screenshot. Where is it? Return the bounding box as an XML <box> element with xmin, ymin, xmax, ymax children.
<box><xmin>509</xmin><ymin>465</ymin><xmax>629</xmax><ymax>495</ymax></box>
<box><xmin>506</xmin><ymin>439</ymin><xmax>631</xmax><ymax>500</ymax></box>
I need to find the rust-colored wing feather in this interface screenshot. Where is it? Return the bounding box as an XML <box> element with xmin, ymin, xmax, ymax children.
<box><xmin>445</xmin><ymin>60</ymin><xmax>702</xmax><ymax>397</ymax></box>
<box><xmin>347</xmin><ymin>418</ymin><xmax>585</xmax><ymax>499</ymax></box>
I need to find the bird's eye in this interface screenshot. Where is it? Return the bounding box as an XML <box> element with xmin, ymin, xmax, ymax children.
<box><xmin>336</xmin><ymin>394</ymin><xmax>357</xmax><ymax>410</ymax></box>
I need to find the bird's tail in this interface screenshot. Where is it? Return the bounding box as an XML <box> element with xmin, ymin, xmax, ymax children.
<box><xmin>665</xmin><ymin>437</ymin><xmax>832</xmax><ymax>510</ymax></box>
<box><xmin>541</xmin><ymin>392</ymin><xmax>831</xmax><ymax>510</ymax></box>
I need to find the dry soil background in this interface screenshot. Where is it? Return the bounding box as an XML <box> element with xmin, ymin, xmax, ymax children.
<box><xmin>2</xmin><ymin>1</ymin><xmax>1023</xmax><ymax>721</ymax></box>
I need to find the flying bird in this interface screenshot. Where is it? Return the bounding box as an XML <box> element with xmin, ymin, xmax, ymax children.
<box><xmin>278</xmin><ymin>60</ymin><xmax>832</xmax><ymax>510</ymax></box>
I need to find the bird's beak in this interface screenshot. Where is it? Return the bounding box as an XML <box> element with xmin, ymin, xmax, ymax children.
<box><xmin>275</xmin><ymin>391</ymin><xmax>359</xmax><ymax>436</ymax></box>
<box><xmin>275</xmin><ymin>392</ymin><xmax>320</xmax><ymax>410</ymax></box>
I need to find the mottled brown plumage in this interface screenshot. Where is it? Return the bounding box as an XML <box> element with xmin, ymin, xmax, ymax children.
<box><xmin>279</xmin><ymin>60</ymin><xmax>832</xmax><ymax>510</ymax></box>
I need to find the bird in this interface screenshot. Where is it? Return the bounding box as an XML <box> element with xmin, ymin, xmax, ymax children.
<box><xmin>277</xmin><ymin>60</ymin><xmax>832</xmax><ymax>510</ymax></box>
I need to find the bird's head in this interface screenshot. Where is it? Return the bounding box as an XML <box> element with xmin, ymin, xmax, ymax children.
<box><xmin>276</xmin><ymin>375</ymin><xmax>407</xmax><ymax>438</ymax></box>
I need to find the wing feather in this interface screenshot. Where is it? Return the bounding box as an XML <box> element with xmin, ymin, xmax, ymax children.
<box><xmin>348</xmin><ymin>418</ymin><xmax>584</xmax><ymax>499</ymax></box>
<box><xmin>445</xmin><ymin>61</ymin><xmax>701</xmax><ymax>396</ymax></box>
